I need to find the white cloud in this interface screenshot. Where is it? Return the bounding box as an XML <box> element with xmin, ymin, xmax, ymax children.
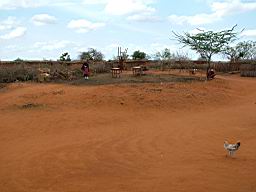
<box><xmin>241</xmin><ymin>29</ymin><xmax>256</xmax><ymax>37</ymax></box>
<box><xmin>103</xmin><ymin>0</ymin><xmax>159</xmax><ymax>23</ymax></box>
<box><xmin>105</xmin><ymin>0</ymin><xmax>155</xmax><ymax>16</ymax></box>
<box><xmin>0</xmin><ymin>17</ymin><xmax>26</xmax><ymax>40</ymax></box>
<box><xmin>168</xmin><ymin>0</ymin><xmax>256</xmax><ymax>26</ymax></box>
<box><xmin>0</xmin><ymin>0</ymin><xmax>45</xmax><ymax>9</ymax></box>
<box><xmin>0</xmin><ymin>27</ymin><xmax>27</xmax><ymax>40</ymax></box>
<box><xmin>31</xmin><ymin>14</ymin><xmax>57</xmax><ymax>26</ymax></box>
<box><xmin>0</xmin><ymin>17</ymin><xmax>19</xmax><ymax>31</ymax></box>
<box><xmin>67</xmin><ymin>19</ymin><xmax>105</xmax><ymax>33</ymax></box>
<box><xmin>211</xmin><ymin>0</ymin><xmax>256</xmax><ymax>16</ymax></box>
<box><xmin>0</xmin><ymin>0</ymin><xmax>159</xmax><ymax>24</ymax></box>
<box><xmin>0</xmin><ymin>0</ymin><xmax>78</xmax><ymax>9</ymax></box>
<box><xmin>168</xmin><ymin>13</ymin><xmax>221</xmax><ymax>25</ymax></box>
<box><xmin>127</xmin><ymin>13</ymin><xmax>160</xmax><ymax>22</ymax></box>
<box><xmin>6</xmin><ymin>44</ymin><xmax>19</xmax><ymax>49</ymax></box>
<box><xmin>33</xmin><ymin>40</ymin><xmax>76</xmax><ymax>51</ymax></box>
<box><xmin>100</xmin><ymin>43</ymin><xmax>120</xmax><ymax>57</ymax></box>
<box><xmin>82</xmin><ymin>0</ymin><xmax>156</xmax><ymax>13</ymax></box>
<box><xmin>82</xmin><ymin>0</ymin><xmax>107</xmax><ymax>5</ymax></box>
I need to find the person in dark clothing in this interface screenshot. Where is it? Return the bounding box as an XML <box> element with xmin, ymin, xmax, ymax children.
<box><xmin>81</xmin><ymin>62</ymin><xmax>90</xmax><ymax>80</ymax></box>
<box><xmin>207</xmin><ymin>69</ymin><xmax>216</xmax><ymax>80</ymax></box>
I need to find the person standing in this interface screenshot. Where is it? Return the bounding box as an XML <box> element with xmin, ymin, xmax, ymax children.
<box><xmin>81</xmin><ymin>62</ymin><xmax>90</xmax><ymax>80</ymax></box>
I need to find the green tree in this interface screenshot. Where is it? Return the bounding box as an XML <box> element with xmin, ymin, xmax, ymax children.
<box><xmin>154</xmin><ymin>50</ymin><xmax>190</xmax><ymax>61</ymax></box>
<box><xmin>79</xmin><ymin>48</ymin><xmax>104</xmax><ymax>61</ymax></box>
<box><xmin>154</xmin><ymin>48</ymin><xmax>172</xmax><ymax>60</ymax></box>
<box><xmin>223</xmin><ymin>41</ymin><xmax>256</xmax><ymax>62</ymax></box>
<box><xmin>131</xmin><ymin>50</ymin><xmax>147</xmax><ymax>60</ymax></box>
<box><xmin>173</xmin><ymin>25</ymin><xmax>239</xmax><ymax>78</ymax></box>
<box><xmin>223</xmin><ymin>46</ymin><xmax>239</xmax><ymax>62</ymax></box>
<box><xmin>14</xmin><ymin>58</ymin><xmax>24</xmax><ymax>62</ymax></box>
<box><xmin>59</xmin><ymin>52</ymin><xmax>71</xmax><ymax>61</ymax></box>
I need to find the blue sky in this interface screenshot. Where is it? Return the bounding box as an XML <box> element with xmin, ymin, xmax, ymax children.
<box><xmin>0</xmin><ymin>0</ymin><xmax>256</xmax><ymax>61</ymax></box>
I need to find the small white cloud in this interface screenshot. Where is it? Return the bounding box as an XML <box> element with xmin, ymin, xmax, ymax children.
<box><xmin>105</xmin><ymin>0</ymin><xmax>155</xmax><ymax>16</ymax></box>
<box><xmin>168</xmin><ymin>12</ymin><xmax>220</xmax><ymax>26</ymax></box>
<box><xmin>168</xmin><ymin>0</ymin><xmax>256</xmax><ymax>26</ymax></box>
<box><xmin>100</xmin><ymin>43</ymin><xmax>120</xmax><ymax>56</ymax></box>
<box><xmin>104</xmin><ymin>0</ymin><xmax>158</xmax><ymax>23</ymax></box>
<box><xmin>0</xmin><ymin>16</ymin><xmax>19</xmax><ymax>31</ymax></box>
<box><xmin>82</xmin><ymin>0</ymin><xmax>107</xmax><ymax>5</ymax></box>
<box><xmin>0</xmin><ymin>17</ymin><xmax>26</xmax><ymax>40</ymax></box>
<box><xmin>6</xmin><ymin>44</ymin><xmax>19</xmax><ymax>49</ymax></box>
<box><xmin>241</xmin><ymin>29</ymin><xmax>256</xmax><ymax>37</ymax></box>
<box><xmin>211</xmin><ymin>0</ymin><xmax>256</xmax><ymax>16</ymax></box>
<box><xmin>0</xmin><ymin>0</ymin><xmax>76</xmax><ymax>10</ymax></box>
<box><xmin>31</xmin><ymin>14</ymin><xmax>57</xmax><ymax>26</ymax></box>
<box><xmin>33</xmin><ymin>40</ymin><xmax>75</xmax><ymax>51</ymax></box>
<box><xmin>127</xmin><ymin>13</ymin><xmax>160</xmax><ymax>22</ymax></box>
<box><xmin>67</xmin><ymin>19</ymin><xmax>105</xmax><ymax>33</ymax></box>
<box><xmin>0</xmin><ymin>27</ymin><xmax>26</xmax><ymax>40</ymax></box>
<box><xmin>0</xmin><ymin>0</ymin><xmax>45</xmax><ymax>10</ymax></box>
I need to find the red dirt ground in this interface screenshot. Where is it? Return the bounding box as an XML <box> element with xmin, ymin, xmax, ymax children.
<box><xmin>0</xmin><ymin>74</ymin><xmax>256</xmax><ymax>192</ymax></box>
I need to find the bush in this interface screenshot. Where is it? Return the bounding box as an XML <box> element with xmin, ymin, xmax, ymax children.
<box><xmin>0</xmin><ymin>65</ymin><xmax>38</xmax><ymax>83</ymax></box>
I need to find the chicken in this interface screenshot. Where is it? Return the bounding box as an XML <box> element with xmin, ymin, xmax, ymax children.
<box><xmin>224</xmin><ymin>141</ymin><xmax>240</xmax><ymax>156</ymax></box>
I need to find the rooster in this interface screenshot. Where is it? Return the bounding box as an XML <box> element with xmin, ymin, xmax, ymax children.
<box><xmin>224</xmin><ymin>141</ymin><xmax>240</xmax><ymax>157</ymax></box>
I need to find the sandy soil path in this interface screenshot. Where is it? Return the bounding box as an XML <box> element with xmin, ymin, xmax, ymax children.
<box><xmin>0</xmin><ymin>75</ymin><xmax>256</xmax><ymax>192</ymax></box>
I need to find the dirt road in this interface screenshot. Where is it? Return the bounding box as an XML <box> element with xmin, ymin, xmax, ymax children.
<box><xmin>0</xmin><ymin>75</ymin><xmax>256</xmax><ymax>192</ymax></box>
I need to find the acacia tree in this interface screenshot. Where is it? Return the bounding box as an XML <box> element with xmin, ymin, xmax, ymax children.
<box><xmin>154</xmin><ymin>48</ymin><xmax>172</xmax><ymax>60</ymax></box>
<box><xmin>59</xmin><ymin>52</ymin><xmax>71</xmax><ymax>61</ymax></box>
<box><xmin>173</xmin><ymin>25</ymin><xmax>239</xmax><ymax>78</ymax></box>
<box><xmin>79</xmin><ymin>48</ymin><xmax>104</xmax><ymax>61</ymax></box>
<box><xmin>236</xmin><ymin>41</ymin><xmax>256</xmax><ymax>60</ymax></box>
<box><xmin>224</xmin><ymin>40</ymin><xmax>256</xmax><ymax>62</ymax></box>
<box><xmin>223</xmin><ymin>46</ymin><xmax>239</xmax><ymax>62</ymax></box>
<box><xmin>132</xmin><ymin>50</ymin><xmax>147</xmax><ymax>60</ymax></box>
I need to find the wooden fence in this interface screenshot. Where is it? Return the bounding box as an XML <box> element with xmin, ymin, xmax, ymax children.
<box><xmin>1</xmin><ymin>60</ymin><xmax>255</xmax><ymax>82</ymax></box>
<box><xmin>240</xmin><ymin>63</ymin><xmax>256</xmax><ymax>77</ymax></box>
